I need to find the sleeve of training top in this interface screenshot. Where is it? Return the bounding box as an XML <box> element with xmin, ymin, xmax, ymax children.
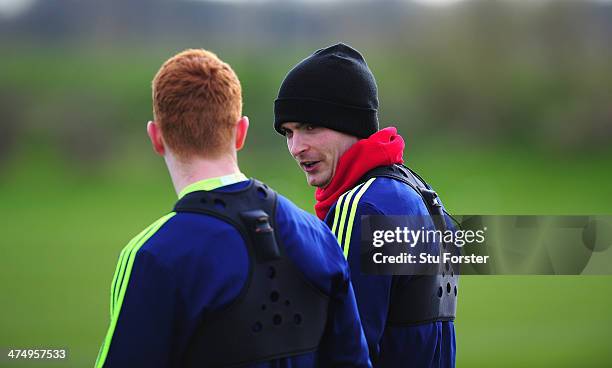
<box><xmin>95</xmin><ymin>215</ymin><xmax>179</xmax><ymax>368</ymax></box>
<box><xmin>334</xmin><ymin>199</ymin><xmax>393</xmax><ymax>364</ymax></box>
<box><xmin>96</xmin><ymin>249</ymin><xmax>177</xmax><ymax>367</ymax></box>
<box><xmin>316</xmin><ymin>243</ymin><xmax>372</xmax><ymax>368</ymax></box>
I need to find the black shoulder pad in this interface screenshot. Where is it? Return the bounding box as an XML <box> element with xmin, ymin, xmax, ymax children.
<box><xmin>175</xmin><ymin>179</ymin><xmax>329</xmax><ymax>367</ymax></box>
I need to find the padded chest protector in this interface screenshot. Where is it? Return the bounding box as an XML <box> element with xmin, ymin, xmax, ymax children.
<box><xmin>175</xmin><ymin>180</ymin><xmax>329</xmax><ymax>367</ymax></box>
<box><xmin>360</xmin><ymin>165</ymin><xmax>458</xmax><ymax>326</ymax></box>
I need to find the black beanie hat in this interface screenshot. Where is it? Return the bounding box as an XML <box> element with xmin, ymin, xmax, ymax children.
<box><xmin>274</xmin><ymin>43</ymin><xmax>379</xmax><ymax>138</ymax></box>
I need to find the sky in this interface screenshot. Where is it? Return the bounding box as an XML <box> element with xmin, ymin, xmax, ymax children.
<box><xmin>0</xmin><ymin>0</ymin><xmax>35</xmax><ymax>18</ymax></box>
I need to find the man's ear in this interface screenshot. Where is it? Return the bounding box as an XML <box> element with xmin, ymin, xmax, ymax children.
<box><xmin>147</xmin><ymin>120</ymin><xmax>165</xmax><ymax>156</ymax></box>
<box><xmin>235</xmin><ymin>116</ymin><xmax>249</xmax><ymax>151</ymax></box>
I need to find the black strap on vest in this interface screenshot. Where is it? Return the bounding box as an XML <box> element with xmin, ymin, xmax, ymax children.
<box><xmin>359</xmin><ymin>165</ymin><xmax>458</xmax><ymax>326</ymax></box>
<box><xmin>175</xmin><ymin>180</ymin><xmax>329</xmax><ymax>367</ymax></box>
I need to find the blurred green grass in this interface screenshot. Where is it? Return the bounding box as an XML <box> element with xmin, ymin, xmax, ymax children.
<box><xmin>1</xmin><ymin>141</ymin><xmax>611</xmax><ymax>367</ymax></box>
<box><xmin>1</xmin><ymin>45</ymin><xmax>611</xmax><ymax>367</ymax></box>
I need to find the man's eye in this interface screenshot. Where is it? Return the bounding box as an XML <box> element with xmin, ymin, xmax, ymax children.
<box><xmin>305</xmin><ymin>125</ymin><xmax>315</xmax><ymax>131</ymax></box>
<box><xmin>284</xmin><ymin>129</ymin><xmax>293</xmax><ymax>137</ymax></box>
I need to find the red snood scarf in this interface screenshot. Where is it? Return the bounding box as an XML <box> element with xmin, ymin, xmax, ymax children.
<box><xmin>314</xmin><ymin>127</ymin><xmax>405</xmax><ymax>220</ymax></box>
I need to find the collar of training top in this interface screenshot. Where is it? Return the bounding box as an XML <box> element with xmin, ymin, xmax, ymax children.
<box><xmin>179</xmin><ymin>173</ymin><xmax>248</xmax><ymax>199</ymax></box>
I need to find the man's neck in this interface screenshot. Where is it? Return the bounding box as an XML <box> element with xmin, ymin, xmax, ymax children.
<box><xmin>165</xmin><ymin>152</ymin><xmax>241</xmax><ymax>196</ymax></box>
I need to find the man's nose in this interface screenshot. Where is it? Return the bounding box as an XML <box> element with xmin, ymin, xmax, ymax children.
<box><xmin>289</xmin><ymin>133</ymin><xmax>309</xmax><ymax>158</ymax></box>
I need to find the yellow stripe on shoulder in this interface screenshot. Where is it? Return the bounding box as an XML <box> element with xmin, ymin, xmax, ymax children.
<box><xmin>331</xmin><ymin>185</ymin><xmax>360</xmax><ymax>236</ymax></box>
<box><xmin>109</xmin><ymin>220</ymin><xmax>159</xmax><ymax>316</ymax></box>
<box><xmin>342</xmin><ymin>178</ymin><xmax>377</xmax><ymax>258</ymax></box>
<box><xmin>336</xmin><ymin>183</ymin><xmax>366</xmax><ymax>252</ymax></box>
<box><xmin>97</xmin><ymin>212</ymin><xmax>176</xmax><ymax>368</ymax></box>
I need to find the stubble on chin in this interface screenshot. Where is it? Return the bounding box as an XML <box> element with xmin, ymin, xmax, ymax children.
<box><xmin>306</xmin><ymin>174</ymin><xmax>320</xmax><ymax>188</ymax></box>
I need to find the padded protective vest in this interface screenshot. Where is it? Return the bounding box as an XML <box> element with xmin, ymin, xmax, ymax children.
<box><xmin>175</xmin><ymin>180</ymin><xmax>329</xmax><ymax>367</ymax></box>
<box><xmin>359</xmin><ymin>164</ymin><xmax>458</xmax><ymax>326</ymax></box>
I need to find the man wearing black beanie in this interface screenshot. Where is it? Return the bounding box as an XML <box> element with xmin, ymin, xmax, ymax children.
<box><xmin>275</xmin><ymin>43</ymin><xmax>458</xmax><ymax>368</ymax></box>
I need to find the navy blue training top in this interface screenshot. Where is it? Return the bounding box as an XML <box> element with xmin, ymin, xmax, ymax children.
<box><xmin>96</xmin><ymin>178</ymin><xmax>371</xmax><ymax>368</ymax></box>
<box><xmin>324</xmin><ymin>177</ymin><xmax>456</xmax><ymax>368</ymax></box>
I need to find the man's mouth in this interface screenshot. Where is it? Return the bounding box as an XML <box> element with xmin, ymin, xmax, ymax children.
<box><xmin>300</xmin><ymin>160</ymin><xmax>320</xmax><ymax>173</ymax></box>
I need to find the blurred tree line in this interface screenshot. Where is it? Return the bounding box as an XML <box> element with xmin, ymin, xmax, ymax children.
<box><xmin>1</xmin><ymin>0</ymin><xmax>611</xmax><ymax>167</ymax></box>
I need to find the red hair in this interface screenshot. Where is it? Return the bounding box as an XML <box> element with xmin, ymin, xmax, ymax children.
<box><xmin>152</xmin><ymin>49</ymin><xmax>242</xmax><ymax>157</ymax></box>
